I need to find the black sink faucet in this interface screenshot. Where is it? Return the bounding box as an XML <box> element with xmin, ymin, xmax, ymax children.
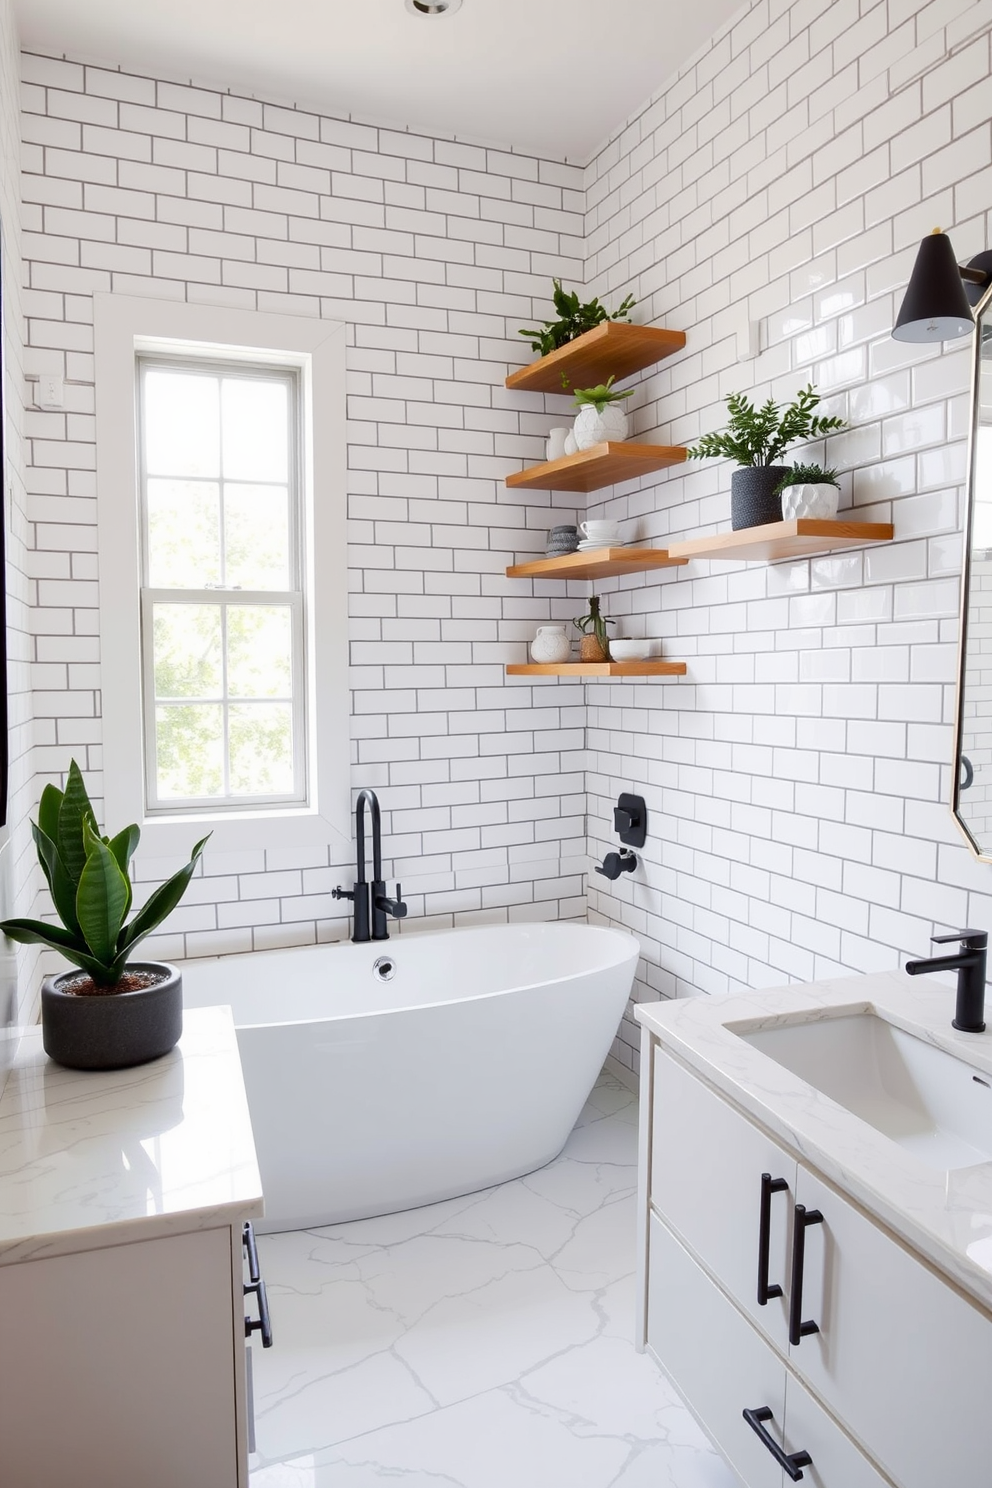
<box><xmin>332</xmin><ymin>788</ymin><xmax>407</xmax><ymax>943</ymax></box>
<box><xmin>905</xmin><ymin>930</ymin><xmax>989</xmax><ymax>1033</ymax></box>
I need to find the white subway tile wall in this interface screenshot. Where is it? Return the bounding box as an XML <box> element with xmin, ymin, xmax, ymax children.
<box><xmin>14</xmin><ymin>0</ymin><xmax>992</xmax><ymax>1069</ymax></box>
<box><xmin>1</xmin><ymin>0</ymin><xmax>39</xmax><ymax>1047</ymax></box>
<box><xmin>19</xmin><ymin>50</ymin><xmax>590</xmax><ymax>973</ymax></box>
<box><xmin>581</xmin><ymin>0</ymin><xmax>992</xmax><ymax>1072</ymax></box>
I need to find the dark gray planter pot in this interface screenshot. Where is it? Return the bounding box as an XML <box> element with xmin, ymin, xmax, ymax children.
<box><xmin>731</xmin><ymin>466</ymin><xmax>789</xmax><ymax>530</ymax></box>
<box><xmin>41</xmin><ymin>962</ymin><xmax>182</xmax><ymax>1071</ymax></box>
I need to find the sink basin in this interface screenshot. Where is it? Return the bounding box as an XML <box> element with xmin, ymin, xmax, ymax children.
<box><xmin>735</xmin><ymin>1012</ymin><xmax>992</xmax><ymax>1172</ymax></box>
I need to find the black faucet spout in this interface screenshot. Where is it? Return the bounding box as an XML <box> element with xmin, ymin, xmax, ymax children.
<box><xmin>906</xmin><ymin>929</ymin><xmax>989</xmax><ymax>1033</ymax></box>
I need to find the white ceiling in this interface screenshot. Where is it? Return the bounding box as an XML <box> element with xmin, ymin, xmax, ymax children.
<box><xmin>16</xmin><ymin>0</ymin><xmax>745</xmax><ymax>161</ymax></box>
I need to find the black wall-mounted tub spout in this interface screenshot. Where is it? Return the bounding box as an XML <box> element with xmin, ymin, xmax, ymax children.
<box><xmin>332</xmin><ymin>789</ymin><xmax>408</xmax><ymax>943</ymax></box>
<box><xmin>905</xmin><ymin>929</ymin><xmax>989</xmax><ymax>1032</ymax></box>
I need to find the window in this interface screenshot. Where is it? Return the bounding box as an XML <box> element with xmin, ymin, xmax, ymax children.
<box><xmin>137</xmin><ymin>358</ymin><xmax>306</xmax><ymax>814</ymax></box>
<box><xmin>94</xmin><ymin>296</ymin><xmax>350</xmax><ymax>856</ymax></box>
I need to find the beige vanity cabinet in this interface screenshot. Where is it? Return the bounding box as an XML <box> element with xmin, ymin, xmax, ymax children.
<box><xmin>0</xmin><ymin>1222</ymin><xmax>256</xmax><ymax>1488</ymax></box>
<box><xmin>0</xmin><ymin>1008</ymin><xmax>265</xmax><ymax>1488</ymax></box>
<box><xmin>642</xmin><ymin>1042</ymin><xmax>992</xmax><ymax>1488</ymax></box>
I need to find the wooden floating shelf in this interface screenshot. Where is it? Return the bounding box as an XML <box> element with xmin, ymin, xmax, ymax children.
<box><xmin>507</xmin><ymin>546</ymin><xmax>687</xmax><ymax>581</ymax></box>
<box><xmin>506</xmin><ymin>321</ymin><xmax>686</xmax><ymax>394</ymax></box>
<box><xmin>668</xmin><ymin>518</ymin><xmax>895</xmax><ymax>563</ymax></box>
<box><xmin>506</xmin><ymin>660</ymin><xmax>686</xmax><ymax>678</ymax></box>
<box><xmin>506</xmin><ymin>442</ymin><xmax>687</xmax><ymax>495</ymax></box>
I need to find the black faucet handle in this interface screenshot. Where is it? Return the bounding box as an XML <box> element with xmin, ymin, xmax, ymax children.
<box><xmin>931</xmin><ymin>929</ymin><xmax>988</xmax><ymax>950</ymax></box>
<box><xmin>331</xmin><ymin>886</ymin><xmax>355</xmax><ymax>902</ymax></box>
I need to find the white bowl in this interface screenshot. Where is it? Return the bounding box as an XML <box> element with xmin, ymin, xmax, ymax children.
<box><xmin>610</xmin><ymin>640</ymin><xmax>652</xmax><ymax>662</ymax></box>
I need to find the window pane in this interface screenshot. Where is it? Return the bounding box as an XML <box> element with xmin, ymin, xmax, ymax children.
<box><xmin>144</xmin><ymin>370</ymin><xmax>220</xmax><ymax>478</ymax></box>
<box><xmin>155</xmin><ymin>704</ymin><xmax>224</xmax><ymax>799</ymax></box>
<box><xmin>153</xmin><ymin>604</ymin><xmax>223</xmax><ymax>699</ymax></box>
<box><xmin>224</xmin><ymin>484</ymin><xmax>290</xmax><ymax>589</ymax></box>
<box><xmin>147</xmin><ymin>479</ymin><xmax>221</xmax><ymax>588</ymax></box>
<box><xmin>221</xmin><ymin>378</ymin><xmax>289</xmax><ymax>483</ymax></box>
<box><xmin>227</xmin><ymin>605</ymin><xmax>293</xmax><ymax>698</ymax></box>
<box><xmin>229</xmin><ymin>703</ymin><xmax>294</xmax><ymax>795</ymax></box>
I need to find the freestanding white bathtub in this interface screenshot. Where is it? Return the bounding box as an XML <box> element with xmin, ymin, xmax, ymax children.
<box><xmin>180</xmin><ymin>921</ymin><xmax>639</xmax><ymax>1232</ymax></box>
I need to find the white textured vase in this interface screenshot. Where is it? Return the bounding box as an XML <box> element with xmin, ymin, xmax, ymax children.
<box><xmin>573</xmin><ymin>404</ymin><xmax>629</xmax><ymax>450</ymax></box>
<box><xmin>780</xmin><ymin>482</ymin><xmax>840</xmax><ymax>519</ymax></box>
<box><xmin>530</xmin><ymin>625</ymin><xmax>571</xmax><ymax>664</ymax></box>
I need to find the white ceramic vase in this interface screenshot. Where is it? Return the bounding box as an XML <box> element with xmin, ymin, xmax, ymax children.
<box><xmin>573</xmin><ymin>404</ymin><xmax>629</xmax><ymax>450</ymax></box>
<box><xmin>780</xmin><ymin>482</ymin><xmax>840</xmax><ymax>519</ymax></box>
<box><xmin>530</xmin><ymin>625</ymin><xmax>571</xmax><ymax>664</ymax></box>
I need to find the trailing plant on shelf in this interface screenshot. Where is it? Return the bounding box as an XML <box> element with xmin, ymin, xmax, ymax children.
<box><xmin>519</xmin><ymin>279</ymin><xmax>637</xmax><ymax>357</ymax></box>
<box><xmin>688</xmin><ymin>386</ymin><xmax>845</xmax><ymax>467</ymax></box>
<box><xmin>571</xmin><ymin>374</ymin><xmax>635</xmax><ymax>450</ymax></box>
<box><xmin>686</xmin><ymin>384</ymin><xmax>846</xmax><ymax>530</ymax></box>
<box><xmin>574</xmin><ymin>595</ymin><xmax>615</xmax><ymax>663</ymax></box>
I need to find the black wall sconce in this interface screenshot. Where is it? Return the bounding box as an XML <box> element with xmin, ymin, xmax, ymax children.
<box><xmin>892</xmin><ymin>228</ymin><xmax>992</xmax><ymax>343</ymax></box>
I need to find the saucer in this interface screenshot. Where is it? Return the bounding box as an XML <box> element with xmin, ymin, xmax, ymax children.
<box><xmin>577</xmin><ymin>538</ymin><xmax>625</xmax><ymax>550</ymax></box>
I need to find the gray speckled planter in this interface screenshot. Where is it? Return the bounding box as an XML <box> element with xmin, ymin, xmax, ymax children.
<box><xmin>41</xmin><ymin>962</ymin><xmax>182</xmax><ymax>1071</ymax></box>
<box><xmin>731</xmin><ymin>465</ymin><xmax>789</xmax><ymax>529</ymax></box>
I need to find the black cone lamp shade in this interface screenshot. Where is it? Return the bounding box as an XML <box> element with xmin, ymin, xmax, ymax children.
<box><xmin>892</xmin><ymin>229</ymin><xmax>975</xmax><ymax>342</ymax></box>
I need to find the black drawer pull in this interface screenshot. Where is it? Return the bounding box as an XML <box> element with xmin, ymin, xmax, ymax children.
<box><xmin>244</xmin><ymin>1277</ymin><xmax>274</xmax><ymax>1348</ymax></box>
<box><xmin>757</xmin><ymin>1173</ymin><xmax>788</xmax><ymax>1305</ymax></box>
<box><xmin>789</xmin><ymin>1203</ymin><xmax>824</xmax><ymax>1346</ymax></box>
<box><xmin>243</xmin><ymin>1221</ymin><xmax>260</xmax><ymax>1284</ymax></box>
<box><xmin>743</xmin><ymin>1406</ymin><xmax>812</xmax><ymax>1481</ymax></box>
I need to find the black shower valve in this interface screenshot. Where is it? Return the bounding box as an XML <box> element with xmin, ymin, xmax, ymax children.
<box><xmin>613</xmin><ymin>793</ymin><xmax>647</xmax><ymax>848</ymax></box>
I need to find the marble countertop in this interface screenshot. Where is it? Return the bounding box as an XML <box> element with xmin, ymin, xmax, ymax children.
<box><xmin>0</xmin><ymin>1005</ymin><xmax>263</xmax><ymax>1264</ymax></box>
<box><xmin>636</xmin><ymin>971</ymin><xmax>992</xmax><ymax>1313</ymax></box>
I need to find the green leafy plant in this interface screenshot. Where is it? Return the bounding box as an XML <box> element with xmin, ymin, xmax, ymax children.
<box><xmin>687</xmin><ymin>385</ymin><xmax>845</xmax><ymax>467</ymax></box>
<box><xmin>574</xmin><ymin>595</ymin><xmax>615</xmax><ymax>657</ymax></box>
<box><xmin>0</xmin><ymin>761</ymin><xmax>208</xmax><ymax>988</ymax></box>
<box><xmin>519</xmin><ymin>279</ymin><xmax>636</xmax><ymax>356</ymax></box>
<box><xmin>572</xmin><ymin>375</ymin><xmax>635</xmax><ymax>413</ymax></box>
<box><xmin>774</xmin><ymin>463</ymin><xmax>840</xmax><ymax>492</ymax></box>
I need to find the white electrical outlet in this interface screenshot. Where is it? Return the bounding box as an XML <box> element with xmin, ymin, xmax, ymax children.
<box><xmin>737</xmin><ymin>319</ymin><xmax>761</xmax><ymax>361</ymax></box>
<box><xmin>36</xmin><ymin>372</ymin><xmax>64</xmax><ymax>410</ymax></box>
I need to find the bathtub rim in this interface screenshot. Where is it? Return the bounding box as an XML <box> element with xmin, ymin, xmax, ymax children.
<box><xmin>180</xmin><ymin>920</ymin><xmax>641</xmax><ymax>1030</ymax></box>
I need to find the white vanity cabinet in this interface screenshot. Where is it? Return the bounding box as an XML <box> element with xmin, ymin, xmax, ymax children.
<box><xmin>641</xmin><ymin>1041</ymin><xmax>992</xmax><ymax>1488</ymax></box>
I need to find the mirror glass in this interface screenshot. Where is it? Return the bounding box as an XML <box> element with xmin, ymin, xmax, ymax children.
<box><xmin>955</xmin><ymin>286</ymin><xmax>992</xmax><ymax>857</ymax></box>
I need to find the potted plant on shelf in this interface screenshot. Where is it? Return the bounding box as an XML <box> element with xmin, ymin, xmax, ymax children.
<box><xmin>574</xmin><ymin>595</ymin><xmax>615</xmax><ymax>662</ymax></box>
<box><xmin>519</xmin><ymin>280</ymin><xmax>637</xmax><ymax>356</ymax></box>
<box><xmin>687</xmin><ymin>385</ymin><xmax>845</xmax><ymax>530</ymax></box>
<box><xmin>0</xmin><ymin>761</ymin><xmax>208</xmax><ymax>1071</ymax></box>
<box><xmin>774</xmin><ymin>463</ymin><xmax>841</xmax><ymax>520</ymax></box>
<box><xmin>571</xmin><ymin>375</ymin><xmax>635</xmax><ymax>450</ymax></box>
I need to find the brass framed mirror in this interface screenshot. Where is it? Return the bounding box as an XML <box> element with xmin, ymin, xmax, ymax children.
<box><xmin>952</xmin><ymin>278</ymin><xmax>992</xmax><ymax>859</ymax></box>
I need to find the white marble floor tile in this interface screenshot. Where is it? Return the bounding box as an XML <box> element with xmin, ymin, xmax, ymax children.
<box><xmin>250</xmin><ymin>1073</ymin><xmax>739</xmax><ymax>1488</ymax></box>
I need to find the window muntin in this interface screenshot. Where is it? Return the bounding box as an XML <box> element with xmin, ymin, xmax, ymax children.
<box><xmin>137</xmin><ymin>357</ymin><xmax>306</xmax><ymax>814</ymax></box>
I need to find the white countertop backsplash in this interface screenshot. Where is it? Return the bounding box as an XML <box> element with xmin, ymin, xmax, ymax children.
<box><xmin>0</xmin><ymin>1005</ymin><xmax>263</xmax><ymax>1264</ymax></box>
<box><xmin>636</xmin><ymin>972</ymin><xmax>992</xmax><ymax>1313</ymax></box>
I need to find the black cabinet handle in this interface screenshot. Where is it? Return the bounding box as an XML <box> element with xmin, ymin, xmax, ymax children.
<box><xmin>244</xmin><ymin>1277</ymin><xmax>274</xmax><ymax>1348</ymax></box>
<box><xmin>789</xmin><ymin>1203</ymin><xmax>824</xmax><ymax>1346</ymax></box>
<box><xmin>743</xmin><ymin>1407</ymin><xmax>812</xmax><ymax>1481</ymax></box>
<box><xmin>757</xmin><ymin>1173</ymin><xmax>788</xmax><ymax>1305</ymax></box>
<box><xmin>243</xmin><ymin>1221</ymin><xmax>260</xmax><ymax>1284</ymax></box>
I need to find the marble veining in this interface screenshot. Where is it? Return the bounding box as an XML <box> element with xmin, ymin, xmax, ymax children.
<box><xmin>249</xmin><ymin>1075</ymin><xmax>738</xmax><ymax>1488</ymax></box>
<box><xmin>0</xmin><ymin>1005</ymin><xmax>263</xmax><ymax>1263</ymax></box>
<box><xmin>636</xmin><ymin>971</ymin><xmax>992</xmax><ymax>1311</ymax></box>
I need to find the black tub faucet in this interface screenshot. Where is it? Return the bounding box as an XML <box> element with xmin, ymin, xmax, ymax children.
<box><xmin>332</xmin><ymin>789</ymin><xmax>407</xmax><ymax>943</ymax></box>
<box><xmin>905</xmin><ymin>929</ymin><xmax>989</xmax><ymax>1033</ymax></box>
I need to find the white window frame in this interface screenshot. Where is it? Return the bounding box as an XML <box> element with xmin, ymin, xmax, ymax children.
<box><xmin>137</xmin><ymin>354</ymin><xmax>307</xmax><ymax>815</ymax></box>
<box><xmin>94</xmin><ymin>294</ymin><xmax>351</xmax><ymax>857</ymax></box>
